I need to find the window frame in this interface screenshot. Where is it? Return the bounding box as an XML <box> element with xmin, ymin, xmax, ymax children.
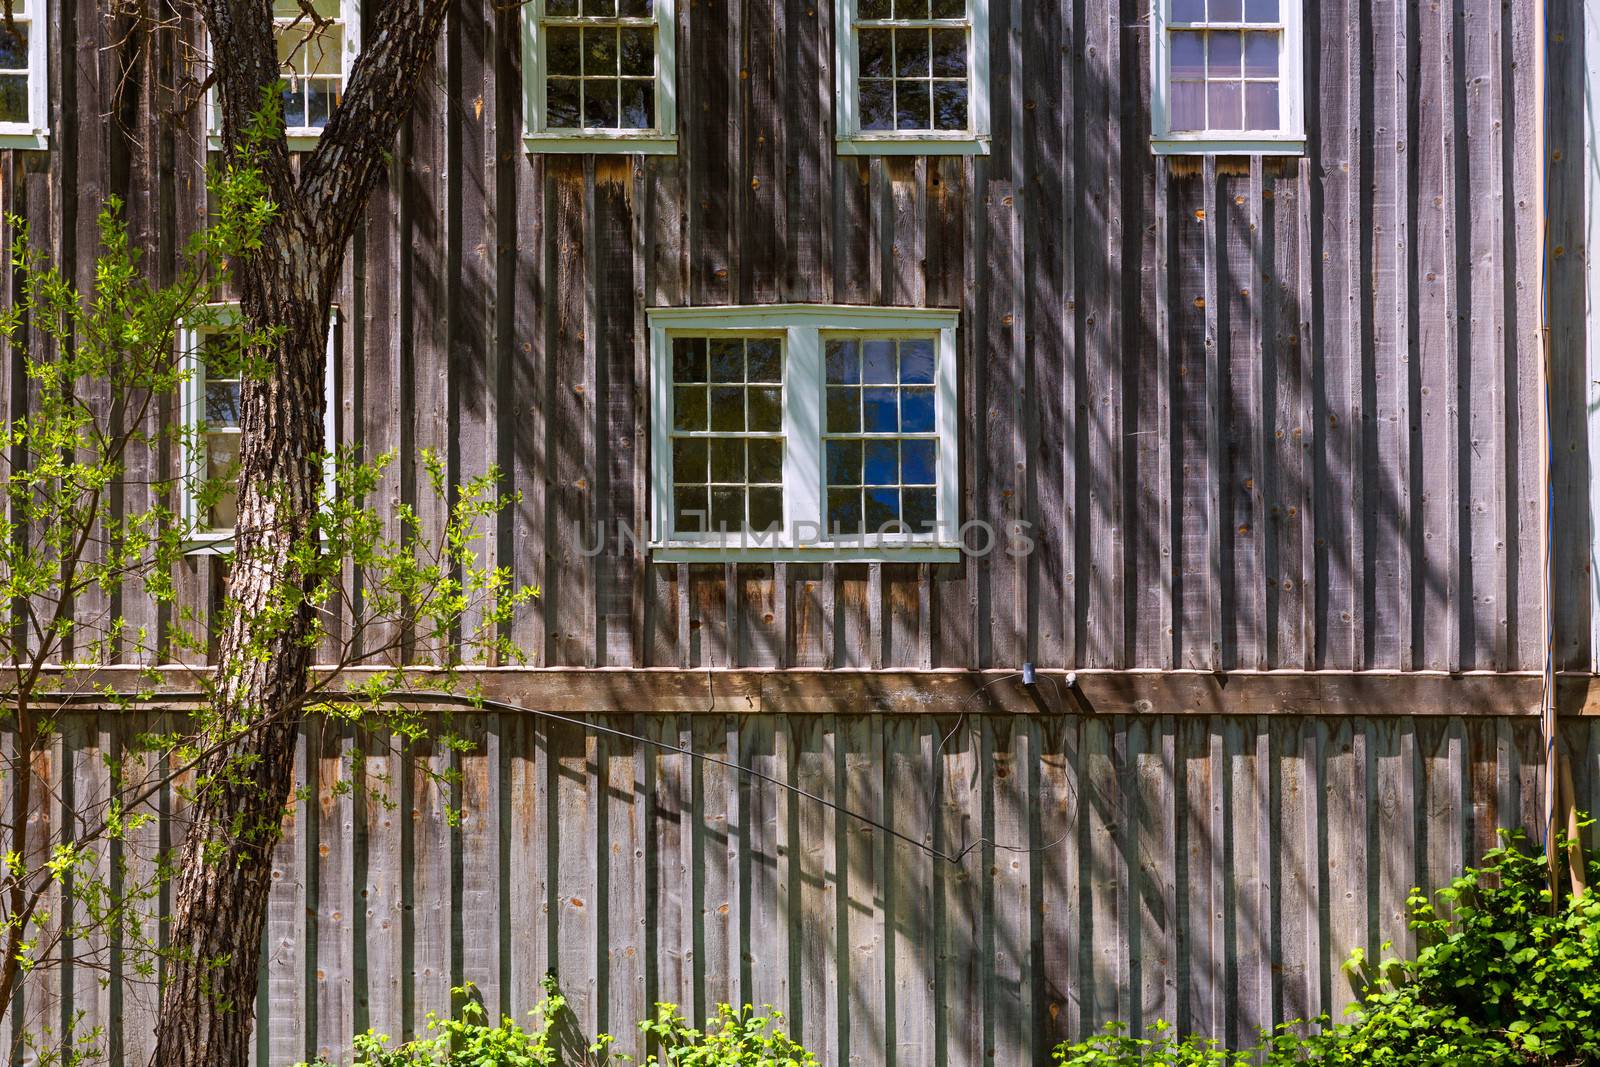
<box><xmin>206</xmin><ymin>0</ymin><xmax>362</xmax><ymax>152</ymax></box>
<box><xmin>648</xmin><ymin>304</ymin><xmax>961</xmax><ymax>563</ymax></box>
<box><xmin>0</xmin><ymin>0</ymin><xmax>49</xmax><ymax>150</ymax></box>
<box><xmin>833</xmin><ymin>0</ymin><xmax>990</xmax><ymax>157</ymax></box>
<box><xmin>179</xmin><ymin>305</ymin><xmax>338</xmax><ymax>554</ymax></box>
<box><xmin>1150</xmin><ymin>0</ymin><xmax>1305</xmax><ymax>155</ymax></box>
<box><xmin>520</xmin><ymin>0</ymin><xmax>678</xmax><ymax>156</ymax></box>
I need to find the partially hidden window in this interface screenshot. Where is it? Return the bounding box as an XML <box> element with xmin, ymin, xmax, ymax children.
<box><xmin>649</xmin><ymin>306</ymin><xmax>959</xmax><ymax>562</ymax></box>
<box><xmin>208</xmin><ymin>0</ymin><xmax>360</xmax><ymax>150</ymax></box>
<box><xmin>521</xmin><ymin>0</ymin><xmax>678</xmax><ymax>155</ymax></box>
<box><xmin>834</xmin><ymin>0</ymin><xmax>989</xmax><ymax>156</ymax></box>
<box><xmin>0</xmin><ymin>0</ymin><xmax>48</xmax><ymax>150</ymax></box>
<box><xmin>180</xmin><ymin>308</ymin><xmax>337</xmax><ymax>551</ymax></box>
<box><xmin>1152</xmin><ymin>0</ymin><xmax>1304</xmax><ymax>155</ymax></box>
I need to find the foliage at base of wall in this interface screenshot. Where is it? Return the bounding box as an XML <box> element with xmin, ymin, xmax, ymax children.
<box><xmin>1056</xmin><ymin>825</ymin><xmax>1600</xmax><ymax>1066</ymax></box>
<box><xmin>300</xmin><ymin>978</ymin><xmax>818</xmax><ymax>1067</ymax></box>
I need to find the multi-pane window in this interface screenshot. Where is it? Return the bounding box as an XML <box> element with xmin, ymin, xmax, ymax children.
<box><xmin>0</xmin><ymin>0</ymin><xmax>47</xmax><ymax>147</ymax></box>
<box><xmin>522</xmin><ymin>0</ymin><xmax>678</xmax><ymax>153</ymax></box>
<box><xmin>1152</xmin><ymin>0</ymin><xmax>1303</xmax><ymax>154</ymax></box>
<box><xmin>650</xmin><ymin>306</ymin><xmax>959</xmax><ymax>561</ymax></box>
<box><xmin>669</xmin><ymin>336</ymin><xmax>786</xmax><ymax>535</ymax></box>
<box><xmin>823</xmin><ymin>338</ymin><xmax>939</xmax><ymax>535</ymax></box>
<box><xmin>834</xmin><ymin>0</ymin><xmax>989</xmax><ymax>154</ymax></box>
<box><xmin>208</xmin><ymin>0</ymin><xmax>359</xmax><ymax>145</ymax></box>
<box><xmin>181</xmin><ymin>308</ymin><xmax>337</xmax><ymax>549</ymax></box>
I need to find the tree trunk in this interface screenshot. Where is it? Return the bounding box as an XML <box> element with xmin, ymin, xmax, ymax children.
<box><xmin>149</xmin><ymin>0</ymin><xmax>452</xmax><ymax>1061</ymax></box>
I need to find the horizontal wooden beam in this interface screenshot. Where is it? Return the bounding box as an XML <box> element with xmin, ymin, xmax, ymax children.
<box><xmin>25</xmin><ymin>665</ymin><xmax>1600</xmax><ymax>717</ymax></box>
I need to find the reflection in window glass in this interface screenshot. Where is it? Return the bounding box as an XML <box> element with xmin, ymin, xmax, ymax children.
<box><xmin>1165</xmin><ymin>0</ymin><xmax>1283</xmax><ymax>134</ymax></box>
<box><xmin>669</xmin><ymin>336</ymin><xmax>785</xmax><ymax>535</ymax></box>
<box><xmin>197</xmin><ymin>334</ymin><xmax>243</xmax><ymax>531</ymax></box>
<box><xmin>0</xmin><ymin>14</ymin><xmax>29</xmax><ymax>124</ymax></box>
<box><xmin>856</xmin><ymin>3</ymin><xmax>970</xmax><ymax>134</ymax></box>
<box><xmin>823</xmin><ymin>337</ymin><xmax>939</xmax><ymax>535</ymax></box>
<box><xmin>542</xmin><ymin>1</ymin><xmax>657</xmax><ymax>131</ymax></box>
<box><xmin>273</xmin><ymin>0</ymin><xmax>346</xmax><ymax>131</ymax></box>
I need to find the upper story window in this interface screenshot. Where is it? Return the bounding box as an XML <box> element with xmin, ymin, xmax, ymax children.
<box><xmin>834</xmin><ymin>0</ymin><xmax>989</xmax><ymax>155</ymax></box>
<box><xmin>181</xmin><ymin>307</ymin><xmax>337</xmax><ymax>551</ymax></box>
<box><xmin>521</xmin><ymin>0</ymin><xmax>678</xmax><ymax>155</ymax></box>
<box><xmin>208</xmin><ymin>0</ymin><xmax>360</xmax><ymax>150</ymax></box>
<box><xmin>0</xmin><ymin>0</ymin><xmax>48</xmax><ymax>150</ymax></box>
<box><xmin>1151</xmin><ymin>0</ymin><xmax>1304</xmax><ymax>155</ymax></box>
<box><xmin>649</xmin><ymin>306</ymin><xmax>960</xmax><ymax>562</ymax></box>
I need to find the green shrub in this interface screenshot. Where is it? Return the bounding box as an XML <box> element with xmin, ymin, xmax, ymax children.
<box><xmin>638</xmin><ymin>1003</ymin><xmax>815</xmax><ymax>1066</ymax></box>
<box><xmin>1056</xmin><ymin>826</ymin><xmax>1600</xmax><ymax>1066</ymax></box>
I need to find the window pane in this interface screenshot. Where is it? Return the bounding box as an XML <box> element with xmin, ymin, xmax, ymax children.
<box><xmin>930</xmin><ymin>29</ymin><xmax>966</xmax><ymax>77</ymax></box>
<box><xmin>863</xmin><ymin>388</ymin><xmax>899</xmax><ymax>432</ymax></box>
<box><xmin>1209</xmin><ymin>0</ymin><xmax>1242</xmax><ymax>18</ymax></box>
<box><xmin>863</xmin><ymin>440</ymin><xmax>898</xmax><ymax>485</ymax></box>
<box><xmin>1243</xmin><ymin>31</ymin><xmax>1277</xmax><ymax>76</ymax></box>
<box><xmin>1207</xmin><ymin>81</ymin><xmax>1242</xmax><ymax>128</ymax></box>
<box><xmin>305</xmin><ymin>25</ymin><xmax>342</xmax><ymax>75</ymax></box>
<box><xmin>547</xmin><ymin>0</ymin><xmax>578</xmax><ymax>12</ymax></box>
<box><xmin>859</xmin><ymin>0</ymin><xmax>891</xmax><ymax>17</ymax></box>
<box><xmin>902</xmin><ymin>439</ymin><xmax>936</xmax><ymax>484</ymax></box>
<box><xmin>748</xmin><ymin>487</ymin><xmax>783</xmax><ymax>532</ymax></box>
<box><xmin>827</xmin><ymin>387</ymin><xmax>860</xmax><ymax>433</ymax></box>
<box><xmin>930</xmin><ymin>0</ymin><xmax>964</xmax><ymax>16</ymax></box>
<box><xmin>1245</xmin><ymin>80</ymin><xmax>1278</xmax><ymax>129</ymax></box>
<box><xmin>584</xmin><ymin>81</ymin><xmax>618</xmax><ymax>126</ymax></box>
<box><xmin>673</xmin><ymin>438</ymin><xmax>708</xmax><ymax>484</ymax></box>
<box><xmin>1170</xmin><ymin>80</ymin><xmax>1204</xmax><ymax>130</ymax></box>
<box><xmin>585</xmin><ymin>27</ymin><xmax>617</xmax><ymax>75</ymax></box>
<box><xmin>1208</xmin><ymin>31</ymin><xmax>1241</xmax><ymax>76</ymax></box>
<box><xmin>900</xmin><ymin>340</ymin><xmax>935</xmax><ymax>384</ymax></box>
<box><xmin>0</xmin><ymin>74</ymin><xmax>28</xmax><ymax>122</ymax></box>
<box><xmin>860</xmin><ymin>80</ymin><xmax>894</xmax><ymax>130</ymax></box>
<box><xmin>709</xmin><ymin>339</ymin><xmax>744</xmax><ymax>381</ymax></box>
<box><xmin>618</xmin><ymin>0</ymin><xmax>652</xmax><ymax>13</ymax></box>
<box><xmin>583</xmin><ymin>0</ymin><xmax>617</xmax><ymax>13</ymax></box>
<box><xmin>863</xmin><ymin>340</ymin><xmax>897</xmax><ymax>384</ymax></box>
<box><xmin>748</xmin><ymin>439</ymin><xmax>784</xmax><ymax>483</ymax></box>
<box><xmin>894</xmin><ymin>0</ymin><xmax>929</xmax><ymax>16</ymax></box>
<box><xmin>864</xmin><ymin>488</ymin><xmax>899</xmax><ymax>528</ymax></box>
<box><xmin>933</xmin><ymin>80</ymin><xmax>967</xmax><ymax>131</ymax></box>
<box><xmin>828</xmin><ymin>489</ymin><xmax>863</xmax><ymax>534</ymax></box>
<box><xmin>281</xmin><ymin>82</ymin><xmax>307</xmax><ymax>128</ymax></box>
<box><xmin>747</xmin><ymin>339</ymin><xmax>781</xmax><ymax>382</ymax></box>
<box><xmin>548</xmin><ymin>27</ymin><xmax>582</xmax><ymax>76</ymax></box>
<box><xmin>1244</xmin><ymin>0</ymin><xmax>1278</xmax><ymax>20</ymax></box>
<box><xmin>895</xmin><ymin>80</ymin><xmax>931</xmax><ymax>131</ymax></box>
<box><xmin>1171</xmin><ymin>0</ymin><xmax>1204</xmax><ymax>20</ymax></box>
<box><xmin>826</xmin><ymin>340</ymin><xmax>860</xmax><ymax>384</ymax></box>
<box><xmin>827</xmin><ymin>440</ymin><xmax>863</xmax><ymax>486</ymax></box>
<box><xmin>547</xmin><ymin>78</ymin><xmax>581</xmax><ymax>126</ymax></box>
<box><xmin>206</xmin><ymin>381</ymin><xmax>241</xmax><ymax>425</ymax></box>
<box><xmin>306</xmin><ymin>79</ymin><xmax>338</xmax><ymax>127</ymax></box>
<box><xmin>620</xmin><ymin>79</ymin><xmax>654</xmax><ymax>128</ymax></box>
<box><xmin>709</xmin><ymin>438</ymin><xmax>744</xmax><ymax>483</ymax></box>
<box><xmin>903</xmin><ymin>487</ymin><xmax>937</xmax><ymax>531</ymax></box>
<box><xmin>206</xmin><ymin>433</ymin><xmax>240</xmax><ymax>528</ymax></box>
<box><xmin>1170</xmin><ymin>32</ymin><xmax>1204</xmax><ymax>79</ymax></box>
<box><xmin>859</xmin><ymin>29</ymin><xmax>892</xmax><ymax>78</ymax></box>
<box><xmin>674</xmin><ymin>386</ymin><xmax>707</xmax><ymax>431</ymax></box>
<box><xmin>747</xmin><ymin>386</ymin><xmax>782</xmax><ymax>432</ymax></box>
<box><xmin>895</xmin><ymin>28</ymin><xmax>930</xmax><ymax>77</ymax></box>
<box><xmin>901</xmin><ymin>387</ymin><xmax>935</xmax><ymax>433</ymax></box>
<box><xmin>674</xmin><ymin>486</ymin><xmax>708</xmax><ymax>532</ymax></box>
<box><xmin>673</xmin><ymin>336</ymin><xmax>708</xmax><ymax>382</ymax></box>
<box><xmin>709</xmin><ymin>386</ymin><xmax>744</xmax><ymax>431</ymax></box>
<box><xmin>619</xmin><ymin>27</ymin><xmax>654</xmax><ymax>76</ymax></box>
<box><xmin>0</xmin><ymin>24</ymin><xmax>26</xmax><ymax>68</ymax></box>
<box><xmin>710</xmin><ymin>487</ymin><xmax>745</xmax><ymax>532</ymax></box>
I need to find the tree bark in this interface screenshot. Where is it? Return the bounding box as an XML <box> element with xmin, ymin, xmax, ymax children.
<box><xmin>152</xmin><ymin>2</ymin><xmax>451</xmax><ymax>1063</ymax></box>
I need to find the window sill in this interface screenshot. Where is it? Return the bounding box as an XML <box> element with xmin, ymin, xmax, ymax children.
<box><xmin>837</xmin><ymin>135</ymin><xmax>989</xmax><ymax>157</ymax></box>
<box><xmin>207</xmin><ymin>132</ymin><xmax>327</xmax><ymax>152</ymax></box>
<box><xmin>651</xmin><ymin>542</ymin><xmax>963</xmax><ymax>564</ymax></box>
<box><xmin>0</xmin><ymin>130</ymin><xmax>48</xmax><ymax>151</ymax></box>
<box><xmin>523</xmin><ymin>132</ymin><xmax>677</xmax><ymax>155</ymax></box>
<box><xmin>1152</xmin><ymin>136</ymin><xmax>1306</xmax><ymax>157</ymax></box>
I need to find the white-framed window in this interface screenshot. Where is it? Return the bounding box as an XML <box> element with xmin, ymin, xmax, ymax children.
<box><xmin>833</xmin><ymin>0</ymin><xmax>989</xmax><ymax>156</ymax></box>
<box><xmin>1151</xmin><ymin>0</ymin><xmax>1304</xmax><ymax>155</ymax></box>
<box><xmin>520</xmin><ymin>0</ymin><xmax>678</xmax><ymax>155</ymax></box>
<box><xmin>648</xmin><ymin>305</ymin><xmax>960</xmax><ymax>562</ymax></box>
<box><xmin>0</xmin><ymin>0</ymin><xmax>49</xmax><ymax>150</ymax></box>
<box><xmin>179</xmin><ymin>306</ymin><xmax>337</xmax><ymax>552</ymax></box>
<box><xmin>208</xmin><ymin>0</ymin><xmax>361</xmax><ymax>151</ymax></box>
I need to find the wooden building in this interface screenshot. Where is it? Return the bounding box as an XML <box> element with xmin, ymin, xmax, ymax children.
<box><xmin>1</xmin><ymin>0</ymin><xmax>1598</xmax><ymax>1064</ymax></box>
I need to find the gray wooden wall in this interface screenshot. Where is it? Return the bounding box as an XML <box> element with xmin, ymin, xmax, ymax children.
<box><xmin>6</xmin><ymin>709</ymin><xmax>1599</xmax><ymax>1067</ymax></box>
<box><xmin>8</xmin><ymin>0</ymin><xmax>1580</xmax><ymax>675</ymax></box>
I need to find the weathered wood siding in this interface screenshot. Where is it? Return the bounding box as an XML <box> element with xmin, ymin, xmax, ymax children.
<box><xmin>6</xmin><ymin>710</ymin><xmax>1598</xmax><ymax>1066</ymax></box>
<box><xmin>7</xmin><ymin>0</ymin><xmax>1572</xmax><ymax>674</ymax></box>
